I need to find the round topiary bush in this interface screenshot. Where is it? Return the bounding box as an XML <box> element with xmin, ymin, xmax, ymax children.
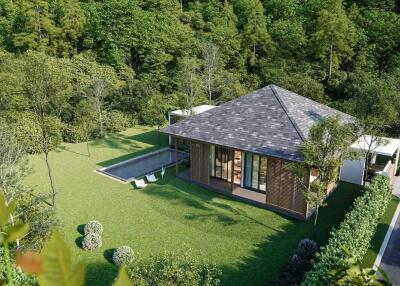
<box><xmin>112</xmin><ymin>246</ymin><xmax>134</xmax><ymax>266</ymax></box>
<box><xmin>82</xmin><ymin>233</ymin><xmax>102</xmax><ymax>251</ymax></box>
<box><xmin>84</xmin><ymin>220</ymin><xmax>103</xmax><ymax>235</ymax></box>
<box><xmin>297</xmin><ymin>239</ymin><xmax>318</xmax><ymax>259</ymax></box>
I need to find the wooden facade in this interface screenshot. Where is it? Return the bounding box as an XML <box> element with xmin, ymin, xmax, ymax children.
<box><xmin>174</xmin><ymin>137</ymin><xmax>311</xmax><ymax>220</ymax></box>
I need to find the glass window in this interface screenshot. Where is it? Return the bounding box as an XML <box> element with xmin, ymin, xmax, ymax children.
<box><xmin>259</xmin><ymin>157</ymin><xmax>267</xmax><ymax>191</ymax></box>
<box><xmin>214</xmin><ymin>146</ymin><xmax>232</xmax><ymax>181</ymax></box>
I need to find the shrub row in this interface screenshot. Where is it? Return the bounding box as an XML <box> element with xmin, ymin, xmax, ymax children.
<box><xmin>302</xmin><ymin>175</ymin><xmax>392</xmax><ymax>285</ymax></box>
<box><xmin>128</xmin><ymin>249</ymin><xmax>221</xmax><ymax>286</ymax></box>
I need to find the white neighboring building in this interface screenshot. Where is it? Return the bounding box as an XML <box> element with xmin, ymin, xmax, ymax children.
<box><xmin>340</xmin><ymin>135</ymin><xmax>400</xmax><ymax>185</ymax></box>
<box><xmin>168</xmin><ymin>105</ymin><xmax>215</xmax><ymax>144</ymax></box>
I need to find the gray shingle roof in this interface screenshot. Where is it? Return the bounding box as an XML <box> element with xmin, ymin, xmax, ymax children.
<box><xmin>160</xmin><ymin>85</ymin><xmax>354</xmax><ymax>162</ymax></box>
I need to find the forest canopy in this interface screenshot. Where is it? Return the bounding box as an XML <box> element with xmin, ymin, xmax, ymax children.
<box><xmin>0</xmin><ymin>0</ymin><xmax>400</xmax><ymax>151</ymax></box>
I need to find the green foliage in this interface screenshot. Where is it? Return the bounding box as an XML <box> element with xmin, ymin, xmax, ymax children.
<box><xmin>113</xmin><ymin>246</ymin><xmax>134</xmax><ymax>267</ymax></box>
<box><xmin>104</xmin><ymin>111</ymin><xmax>135</xmax><ymax>134</ymax></box>
<box><xmin>331</xmin><ymin>247</ymin><xmax>393</xmax><ymax>286</ymax></box>
<box><xmin>303</xmin><ymin>176</ymin><xmax>392</xmax><ymax>285</ymax></box>
<box><xmin>37</xmin><ymin>232</ymin><xmax>85</xmax><ymax>286</ymax></box>
<box><xmin>310</xmin><ymin>0</ymin><xmax>358</xmax><ymax>80</ymax></box>
<box><xmin>128</xmin><ymin>249</ymin><xmax>221</xmax><ymax>286</ymax></box>
<box><xmin>61</xmin><ymin>123</ymin><xmax>86</xmax><ymax>143</ymax></box>
<box><xmin>17</xmin><ymin>193</ymin><xmax>58</xmax><ymax>251</ymax></box>
<box><xmin>0</xmin><ymin>111</ymin><xmax>43</xmax><ymax>154</ymax></box>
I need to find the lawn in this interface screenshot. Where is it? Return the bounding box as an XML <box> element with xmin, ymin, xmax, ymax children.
<box><xmin>362</xmin><ymin>196</ymin><xmax>400</xmax><ymax>267</ymax></box>
<box><xmin>24</xmin><ymin>127</ymin><xmax>362</xmax><ymax>286</ymax></box>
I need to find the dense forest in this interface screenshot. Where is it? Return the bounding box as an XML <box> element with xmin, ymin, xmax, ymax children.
<box><xmin>1</xmin><ymin>0</ymin><xmax>400</xmax><ymax>153</ymax></box>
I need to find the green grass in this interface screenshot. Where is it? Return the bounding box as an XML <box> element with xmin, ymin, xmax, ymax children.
<box><xmin>362</xmin><ymin>196</ymin><xmax>400</xmax><ymax>267</ymax></box>
<box><xmin>24</xmin><ymin>127</ymin><xmax>362</xmax><ymax>286</ymax></box>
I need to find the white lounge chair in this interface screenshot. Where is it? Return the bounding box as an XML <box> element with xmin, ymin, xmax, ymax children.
<box><xmin>146</xmin><ymin>174</ymin><xmax>158</xmax><ymax>183</ymax></box>
<box><xmin>134</xmin><ymin>178</ymin><xmax>147</xmax><ymax>189</ymax></box>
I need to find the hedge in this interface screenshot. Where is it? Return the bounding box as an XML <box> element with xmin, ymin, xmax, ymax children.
<box><xmin>302</xmin><ymin>175</ymin><xmax>392</xmax><ymax>285</ymax></box>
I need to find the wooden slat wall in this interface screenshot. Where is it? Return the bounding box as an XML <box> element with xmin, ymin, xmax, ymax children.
<box><xmin>266</xmin><ymin>158</ymin><xmax>307</xmax><ymax>217</ymax></box>
<box><xmin>190</xmin><ymin>141</ymin><xmax>210</xmax><ymax>185</ymax></box>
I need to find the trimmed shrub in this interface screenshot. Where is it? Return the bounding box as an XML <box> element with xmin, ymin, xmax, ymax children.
<box><xmin>298</xmin><ymin>239</ymin><xmax>318</xmax><ymax>260</ymax></box>
<box><xmin>128</xmin><ymin>249</ymin><xmax>221</xmax><ymax>286</ymax></box>
<box><xmin>273</xmin><ymin>239</ymin><xmax>318</xmax><ymax>286</ymax></box>
<box><xmin>82</xmin><ymin>233</ymin><xmax>102</xmax><ymax>251</ymax></box>
<box><xmin>84</xmin><ymin>220</ymin><xmax>103</xmax><ymax>235</ymax></box>
<box><xmin>113</xmin><ymin>246</ymin><xmax>135</xmax><ymax>266</ymax></box>
<box><xmin>302</xmin><ymin>176</ymin><xmax>392</xmax><ymax>285</ymax></box>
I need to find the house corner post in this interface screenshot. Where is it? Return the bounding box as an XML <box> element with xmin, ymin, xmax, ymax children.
<box><xmin>175</xmin><ymin>138</ymin><xmax>179</xmax><ymax>176</ymax></box>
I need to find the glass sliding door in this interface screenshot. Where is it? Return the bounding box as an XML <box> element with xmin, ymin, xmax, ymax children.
<box><xmin>243</xmin><ymin>152</ymin><xmax>268</xmax><ymax>193</ymax></box>
<box><xmin>244</xmin><ymin>153</ymin><xmax>253</xmax><ymax>188</ymax></box>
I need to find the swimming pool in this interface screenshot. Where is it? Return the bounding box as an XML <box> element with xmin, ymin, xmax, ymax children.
<box><xmin>97</xmin><ymin>148</ymin><xmax>189</xmax><ymax>183</ymax></box>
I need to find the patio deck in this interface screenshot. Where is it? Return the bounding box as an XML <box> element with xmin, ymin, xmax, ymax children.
<box><xmin>177</xmin><ymin>169</ymin><xmax>266</xmax><ymax>204</ymax></box>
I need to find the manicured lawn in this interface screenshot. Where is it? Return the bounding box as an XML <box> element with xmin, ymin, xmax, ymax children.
<box><xmin>362</xmin><ymin>196</ymin><xmax>400</xmax><ymax>267</ymax></box>
<box><xmin>24</xmin><ymin>127</ymin><xmax>362</xmax><ymax>286</ymax></box>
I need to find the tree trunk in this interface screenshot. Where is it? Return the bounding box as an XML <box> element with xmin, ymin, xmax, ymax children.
<box><xmin>313</xmin><ymin>206</ymin><xmax>319</xmax><ymax>241</ymax></box>
<box><xmin>99</xmin><ymin>111</ymin><xmax>103</xmax><ymax>137</ymax></box>
<box><xmin>86</xmin><ymin>140</ymin><xmax>91</xmax><ymax>158</ymax></box>
<box><xmin>44</xmin><ymin>135</ymin><xmax>56</xmax><ymax>207</ymax></box>
<box><xmin>328</xmin><ymin>39</ymin><xmax>333</xmax><ymax>80</ymax></box>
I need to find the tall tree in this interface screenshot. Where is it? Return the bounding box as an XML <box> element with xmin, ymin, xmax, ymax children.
<box><xmin>349</xmin><ymin>72</ymin><xmax>400</xmax><ymax>185</ymax></box>
<box><xmin>175</xmin><ymin>56</ymin><xmax>205</xmax><ymax>114</ymax></box>
<box><xmin>310</xmin><ymin>0</ymin><xmax>357</xmax><ymax>80</ymax></box>
<box><xmin>22</xmin><ymin>52</ymin><xmax>71</xmax><ymax>207</ymax></box>
<box><xmin>200</xmin><ymin>42</ymin><xmax>220</xmax><ymax>104</ymax></box>
<box><xmin>233</xmin><ymin>0</ymin><xmax>273</xmax><ymax>65</ymax></box>
<box><xmin>290</xmin><ymin>116</ymin><xmax>356</xmax><ymax>239</ymax></box>
<box><xmin>87</xmin><ymin>78</ymin><xmax>108</xmax><ymax>138</ymax></box>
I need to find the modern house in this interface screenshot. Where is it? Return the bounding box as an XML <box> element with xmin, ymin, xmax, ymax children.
<box><xmin>160</xmin><ymin>85</ymin><xmax>353</xmax><ymax>220</ymax></box>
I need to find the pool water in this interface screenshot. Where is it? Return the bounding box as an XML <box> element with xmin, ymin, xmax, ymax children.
<box><xmin>97</xmin><ymin>148</ymin><xmax>189</xmax><ymax>182</ymax></box>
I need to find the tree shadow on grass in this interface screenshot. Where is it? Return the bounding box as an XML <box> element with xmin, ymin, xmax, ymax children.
<box><xmin>55</xmin><ymin>145</ymin><xmax>89</xmax><ymax>157</ymax></box>
<box><xmin>219</xmin><ymin>220</ymin><xmax>311</xmax><ymax>286</ymax></box>
<box><xmin>77</xmin><ymin>224</ymin><xmax>85</xmax><ymax>235</ymax></box>
<box><xmin>104</xmin><ymin>248</ymin><xmax>116</xmax><ymax>265</ymax></box>
<box><xmin>75</xmin><ymin>236</ymin><xmax>84</xmax><ymax>249</ymax></box>
<box><xmin>85</xmin><ymin>262</ymin><xmax>118</xmax><ymax>286</ymax></box>
<box><xmin>220</xmin><ymin>184</ymin><xmax>362</xmax><ymax>286</ymax></box>
<box><xmin>90</xmin><ymin>130</ymin><xmax>168</xmax><ymax>153</ymax></box>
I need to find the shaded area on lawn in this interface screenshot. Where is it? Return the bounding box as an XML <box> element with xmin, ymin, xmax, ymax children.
<box><xmin>97</xmin><ymin>131</ymin><xmax>168</xmax><ymax>167</ymax></box>
<box><xmin>141</xmin><ymin>172</ymin><xmax>362</xmax><ymax>286</ymax></box>
<box><xmin>362</xmin><ymin>196</ymin><xmax>400</xmax><ymax>267</ymax></box>
<box><xmin>92</xmin><ymin>129</ymin><xmax>168</xmax><ymax>153</ymax></box>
